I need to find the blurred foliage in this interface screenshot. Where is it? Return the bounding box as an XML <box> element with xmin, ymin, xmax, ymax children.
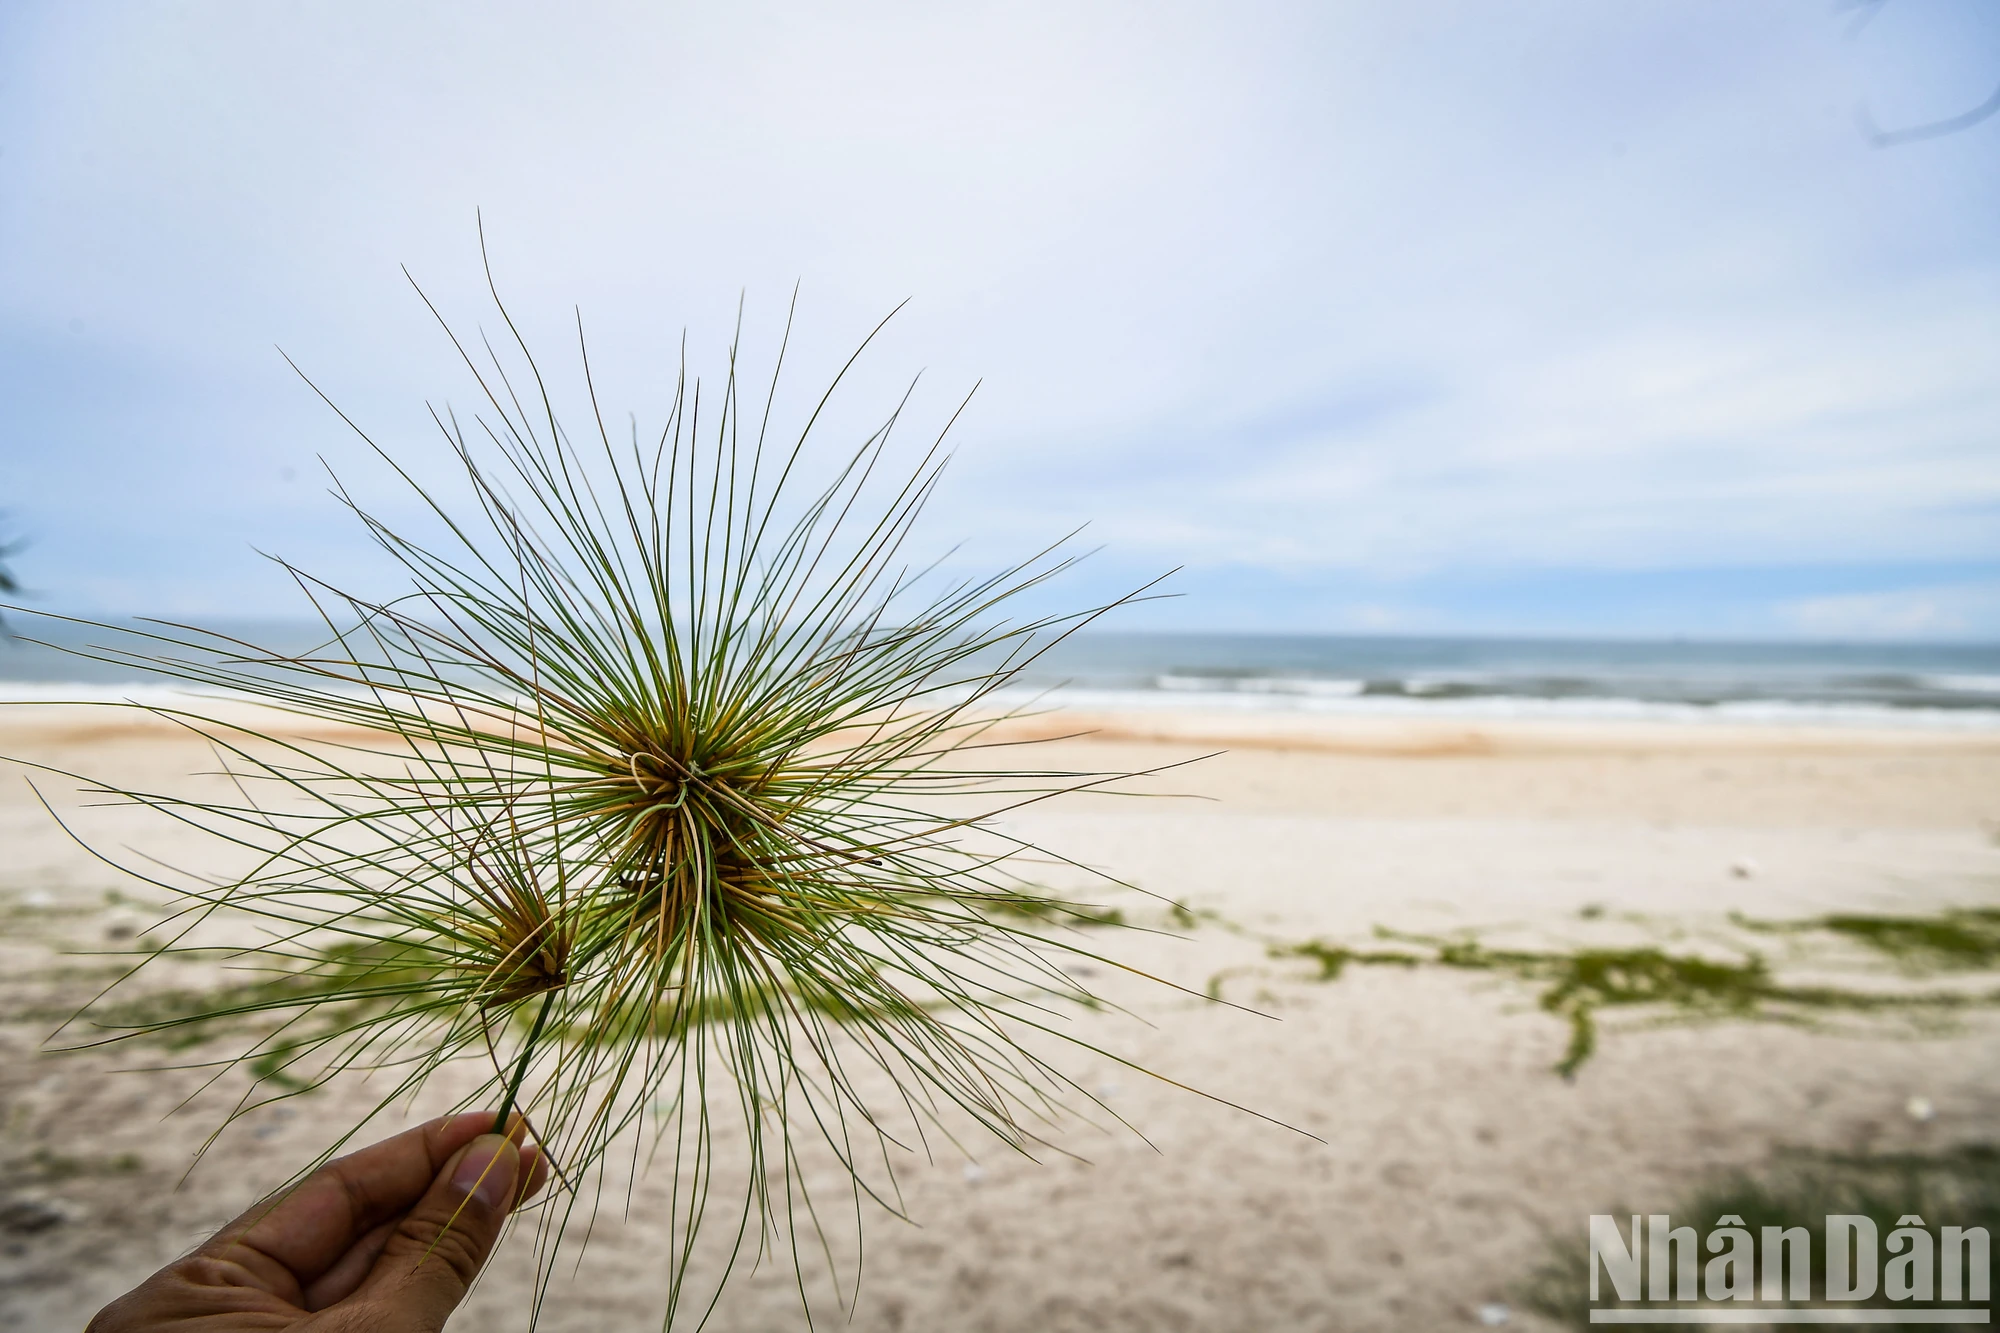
<box><xmin>1739</xmin><ymin>908</ymin><xmax>2000</xmax><ymax>973</ymax></box>
<box><xmin>0</xmin><ymin>514</ymin><xmax>22</xmax><ymax>630</ymax></box>
<box><xmin>1250</xmin><ymin>905</ymin><xmax>2000</xmax><ymax>1078</ymax></box>
<box><xmin>67</xmin><ymin>884</ymin><xmax>1130</xmax><ymax>1094</ymax></box>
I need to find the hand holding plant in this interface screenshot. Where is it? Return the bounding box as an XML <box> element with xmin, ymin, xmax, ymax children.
<box><xmin>90</xmin><ymin>1113</ymin><xmax>549</xmax><ymax>1333</ymax></box>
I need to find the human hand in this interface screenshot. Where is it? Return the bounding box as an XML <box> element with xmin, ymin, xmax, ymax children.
<box><xmin>88</xmin><ymin>1112</ymin><xmax>550</xmax><ymax>1332</ymax></box>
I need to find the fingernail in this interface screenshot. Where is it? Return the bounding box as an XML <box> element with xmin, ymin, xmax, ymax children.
<box><xmin>450</xmin><ymin>1135</ymin><xmax>519</xmax><ymax>1210</ymax></box>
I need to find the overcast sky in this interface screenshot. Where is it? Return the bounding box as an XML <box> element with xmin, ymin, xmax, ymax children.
<box><xmin>2</xmin><ymin>1</ymin><xmax>1997</xmax><ymax>639</ymax></box>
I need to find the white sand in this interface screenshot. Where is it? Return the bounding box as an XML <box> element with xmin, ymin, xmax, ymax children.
<box><xmin>2</xmin><ymin>705</ymin><xmax>1996</xmax><ymax>1331</ymax></box>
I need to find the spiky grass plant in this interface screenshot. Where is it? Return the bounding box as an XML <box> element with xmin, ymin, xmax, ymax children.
<box><xmin>10</xmin><ymin>267</ymin><xmax>1199</xmax><ymax>1327</ymax></box>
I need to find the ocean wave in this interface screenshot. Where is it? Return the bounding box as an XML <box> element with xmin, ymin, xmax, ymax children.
<box><xmin>1091</xmin><ymin>662</ymin><xmax>2000</xmax><ymax>714</ymax></box>
<box><xmin>989</xmin><ymin>685</ymin><xmax>2000</xmax><ymax>730</ymax></box>
<box><xmin>1920</xmin><ymin>673</ymin><xmax>2000</xmax><ymax>695</ymax></box>
<box><xmin>1156</xmin><ymin>673</ymin><xmax>1366</xmax><ymax>697</ymax></box>
<box><xmin>6</xmin><ymin>658</ymin><xmax>1999</xmax><ymax>733</ymax></box>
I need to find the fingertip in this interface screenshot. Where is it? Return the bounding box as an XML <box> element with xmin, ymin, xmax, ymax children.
<box><xmin>448</xmin><ymin>1134</ymin><xmax>521</xmax><ymax>1211</ymax></box>
<box><xmin>516</xmin><ymin>1146</ymin><xmax>550</xmax><ymax>1206</ymax></box>
<box><xmin>442</xmin><ymin>1112</ymin><xmax>544</xmax><ymax>1208</ymax></box>
<box><xmin>432</xmin><ymin>1111</ymin><xmax>507</xmax><ymax>1159</ymax></box>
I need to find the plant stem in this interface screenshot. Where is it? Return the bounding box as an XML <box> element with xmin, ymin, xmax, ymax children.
<box><xmin>493</xmin><ymin>988</ymin><xmax>557</xmax><ymax>1136</ymax></box>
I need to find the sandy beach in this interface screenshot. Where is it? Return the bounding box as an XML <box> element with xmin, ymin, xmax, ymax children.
<box><xmin>3</xmin><ymin>703</ymin><xmax>1997</xmax><ymax>1331</ymax></box>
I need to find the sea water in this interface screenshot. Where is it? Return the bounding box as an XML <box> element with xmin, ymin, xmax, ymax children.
<box><xmin>994</xmin><ymin>631</ymin><xmax>2000</xmax><ymax>728</ymax></box>
<box><xmin>3</xmin><ymin>620</ymin><xmax>1997</xmax><ymax>729</ymax></box>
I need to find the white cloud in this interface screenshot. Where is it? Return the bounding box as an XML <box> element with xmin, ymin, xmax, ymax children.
<box><xmin>1</xmin><ymin>0</ymin><xmax>1996</xmax><ymax>628</ymax></box>
<box><xmin>1779</xmin><ymin>581</ymin><xmax>2000</xmax><ymax>639</ymax></box>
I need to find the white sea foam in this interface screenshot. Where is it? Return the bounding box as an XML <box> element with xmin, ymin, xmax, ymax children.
<box><xmin>989</xmin><ymin>685</ymin><xmax>2000</xmax><ymax>730</ymax></box>
<box><xmin>0</xmin><ymin>681</ymin><xmax>249</xmax><ymax>706</ymax></box>
<box><xmin>1920</xmin><ymin>674</ymin><xmax>2000</xmax><ymax>695</ymax></box>
<box><xmin>1157</xmin><ymin>673</ymin><xmax>1366</xmax><ymax>697</ymax></box>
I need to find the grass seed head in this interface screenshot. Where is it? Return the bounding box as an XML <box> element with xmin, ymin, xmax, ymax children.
<box><xmin>10</xmin><ymin>265</ymin><xmax>1179</xmax><ymax>1328</ymax></box>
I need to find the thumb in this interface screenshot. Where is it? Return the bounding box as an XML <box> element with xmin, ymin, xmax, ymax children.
<box><xmin>355</xmin><ymin>1132</ymin><xmax>521</xmax><ymax>1331</ymax></box>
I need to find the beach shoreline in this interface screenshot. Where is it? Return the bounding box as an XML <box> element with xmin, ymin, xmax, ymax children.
<box><xmin>2</xmin><ymin>701</ymin><xmax>1996</xmax><ymax>1331</ymax></box>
